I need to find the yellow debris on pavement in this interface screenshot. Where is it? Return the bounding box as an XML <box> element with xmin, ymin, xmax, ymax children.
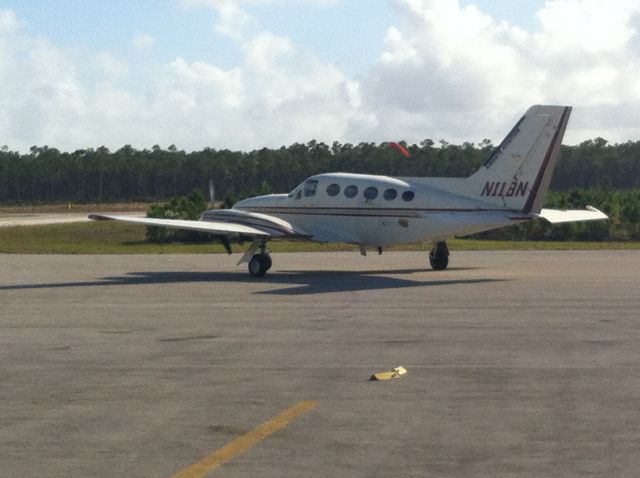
<box><xmin>369</xmin><ymin>366</ymin><xmax>407</xmax><ymax>381</ymax></box>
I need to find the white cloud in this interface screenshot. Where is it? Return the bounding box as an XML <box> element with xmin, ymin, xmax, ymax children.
<box><xmin>361</xmin><ymin>0</ymin><xmax>542</xmax><ymax>142</ymax></box>
<box><xmin>181</xmin><ymin>0</ymin><xmax>261</xmax><ymax>38</ymax></box>
<box><xmin>144</xmin><ymin>31</ymin><xmax>365</xmax><ymax>150</ymax></box>
<box><xmin>180</xmin><ymin>0</ymin><xmax>340</xmax><ymax>38</ymax></box>
<box><xmin>245</xmin><ymin>31</ymin><xmax>294</xmax><ymax>74</ymax></box>
<box><xmin>2</xmin><ymin>2</ymin><xmax>640</xmax><ymax>153</ymax></box>
<box><xmin>0</xmin><ymin>9</ymin><xmax>19</xmax><ymax>35</ymax></box>
<box><xmin>97</xmin><ymin>52</ymin><xmax>129</xmax><ymax>82</ymax></box>
<box><xmin>536</xmin><ymin>0</ymin><xmax>638</xmax><ymax>55</ymax></box>
<box><xmin>358</xmin><ymin>0</ymin><xmax>640</xmax><ymax>145</ymax></box>
<box><xmin>0</xmin><ymin>8</ymin><xmax>363</xmax><ymax>152</ymax></box>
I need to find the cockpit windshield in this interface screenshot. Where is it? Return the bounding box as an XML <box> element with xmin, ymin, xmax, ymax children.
<box><xmin>288</xmin><ymin>185</ymin><xmax>302</xmax><ymax>199</ymax></box>
<box><xmin>303</xmin><ymin>180</ymin><xmax>318</xmax><ymax>197</ymax></box>
<box><xmin>288</xmin><ymin>179</ymin><xmax>318</xmax><ymax>200</ymax></box>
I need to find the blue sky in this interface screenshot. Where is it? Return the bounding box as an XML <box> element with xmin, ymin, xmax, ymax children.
<box><xmin>5</xmin><ymin>0</ymin><xmax>543</xmax><ymax>74</ymax></box>
<box><xmin>468</xmin><ymin>0</ymin><xmax>543</xmax><ymax>30</ymax></box>
<box><xmin>0</xmin><ymin>0</ymin><xmax>639</xmax><ymax>151</ymax></box>
<box><xmin>5</xmin><ymin>0</ymin><xmax>393</xmax><ymax>74</ymax></box>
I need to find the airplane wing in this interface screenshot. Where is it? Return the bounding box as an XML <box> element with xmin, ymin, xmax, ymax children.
<box><xmin>89</xmin><ymin>209</ymin><xmax>310</xmax><ymax>239</ymax></box>
<box><xmin>537</xmin><ymin>206</ymin><xmax>608</xmax><ymax>224</ymax></box>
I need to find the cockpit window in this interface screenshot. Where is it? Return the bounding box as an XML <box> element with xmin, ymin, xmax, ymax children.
<box><xmin>303</xmin><ymin>180</ymin><xmax>318</xmax><ymax>197</ymax></box>
<box><xmin>288</xmin><ymin>187</ymin><xmax>301</xmax><ymax>199</ymax></box>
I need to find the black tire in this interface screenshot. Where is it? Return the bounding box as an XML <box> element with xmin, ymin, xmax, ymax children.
<box><xmin>262</xmin><ymin>254</ymin><xmax>272</xmax><ymax>271</ymax></box>
<box><xmin>248</xmin><ymin>254</ymin><xmax>268</xmax><ymax>277</ymax></box>
<box><xmin>429</xmin><ymin>242</ymin><xmax>449</xmax><ymax>271</ymax></box>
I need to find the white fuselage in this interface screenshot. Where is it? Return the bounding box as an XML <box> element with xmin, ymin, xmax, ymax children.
<box><xmin>233</xmin><ymin>173</ymin><xmax>526</xmax><ymax>246</ymax></box>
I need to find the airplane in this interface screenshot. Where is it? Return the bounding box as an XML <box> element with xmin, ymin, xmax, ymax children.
<box><xmin>90</xmin><ymin>105</ymin><xmax>608</xmax><ymax>277</ymax></box>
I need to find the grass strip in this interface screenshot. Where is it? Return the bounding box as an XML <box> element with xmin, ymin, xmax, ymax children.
<box><xmin>1</xmin><ymin>221</ymin><xmax>639</xmax><ymax>254</ymax></box>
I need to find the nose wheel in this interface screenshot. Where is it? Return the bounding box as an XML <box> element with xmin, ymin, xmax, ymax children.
<box><xmin>429</xmin><ymin>241</ymin><xmax>449</xmax><ymax>271</ymax></box>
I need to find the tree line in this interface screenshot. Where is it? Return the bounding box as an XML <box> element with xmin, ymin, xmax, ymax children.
<box><xmin>1</xmin><ymin>137</ymin><xmax>640</xmax><ymax>204</ymax></box>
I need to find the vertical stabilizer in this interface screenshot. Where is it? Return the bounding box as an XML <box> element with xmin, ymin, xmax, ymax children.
<box><xmin>466</xmin><ymin>105</ymin><xmax>571</xmax><ymax>213</ymax></box>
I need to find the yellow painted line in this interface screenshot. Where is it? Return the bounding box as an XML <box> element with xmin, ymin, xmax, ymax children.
<box><xmin>172</xmin><ymin>400</ymin><xmax>319</xmax><ymax>478</ymax></box>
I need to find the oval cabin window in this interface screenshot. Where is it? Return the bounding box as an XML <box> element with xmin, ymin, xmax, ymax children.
<box><xmin>344</xmin><ymin>185</ymin><xmax>358</xmax><ymax>198</ymax></box>
<box><xmin>402</xmin><ymin>190</ymin><xmax>415</xmax><ymax>202</ymax></box>
<box><xmin>364</xmin><ymin>187</ymin><xmax>379</xmax><ymax>200</ymax></box>
<box><xmin>384</xmin><ymin>188</ymin><xmax>397</xmax><ymax>200</ymax></box>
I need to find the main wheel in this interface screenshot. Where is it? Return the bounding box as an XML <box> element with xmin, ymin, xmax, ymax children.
<box><xmin>429</xmin><ymin>242</ymin><xmax>449</xmax><ymax>271</ymax></box>
<box><xmin>262</xmin><ymin>253</ymin><xmax>272</xmax><ymax>271</ymax></box>
<box><xmin>248</xmin><ymin>254</ymin><xmax>270</xmax><ymax>277</ymax></box>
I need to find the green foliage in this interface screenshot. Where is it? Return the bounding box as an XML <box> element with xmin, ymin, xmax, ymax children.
<box><xmin>2</xmin><ymin>140</ymin><xmax>640</xmax><ymax>242</ymax></box>
<box><xmin>146</xmin><ymin>189</ymin><xmax>210</xmax><ymax>243</ymax></box>
<box><xmin>221</xmin><ymin>193</ymin><xmax>238</xmax><ymax>209</ymax></box>
<box><xmin>473</xmin><ymin>188</ymin><xmax>640</xmax><ymax>242</ymax></box>
<box><xmin>258</xmin><ymin>180</ymin><xmax>272</xmax><ymax>196</ymax></box>
<box><xmin>2</xmin><ymin>139</ymin><xmax>639</xmax><ymax>205</ymax></box>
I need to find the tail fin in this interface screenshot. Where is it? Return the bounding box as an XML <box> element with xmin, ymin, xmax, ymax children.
<box><xmin>467</xmin><ymin>105</ymin><xmax>571</xmax><ymax>213</ymax></box>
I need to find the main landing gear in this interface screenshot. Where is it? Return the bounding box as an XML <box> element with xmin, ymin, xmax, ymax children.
<box><xmin>429</xmin><ymin>241</ymin><xmax>449</xmax><ymax>271</ymax></box>
<box><xmin>248</xmin><ymin>241</ymin><xmax>272</xmax><ymax>277</ymax></box>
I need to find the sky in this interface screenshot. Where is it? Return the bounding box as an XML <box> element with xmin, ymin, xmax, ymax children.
<box><xmin>1</xmin><ymin>0</ymin><xmax>639</xmax><ymax>152</ymax></box>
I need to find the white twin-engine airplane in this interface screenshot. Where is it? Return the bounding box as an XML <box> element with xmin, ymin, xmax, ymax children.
<box><xmin>90</xmin><ymin>105</ymin><xmax>607</xmax><ymax>277</ymax></box>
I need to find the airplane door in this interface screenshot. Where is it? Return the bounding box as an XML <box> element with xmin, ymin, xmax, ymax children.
<box><xmin>362</xmin><ymin>185</ymin><xmax>382</xmax><ymax>209</ymax></box>
<box><xmin>378</xmin><ymin>186</ymin><xmax>402</xmax><ymax>242</ymax></box>
<box><xmin>361</xmin><ymin>186</ymin><xmax>383</xmax><ymax>240</ymax></box>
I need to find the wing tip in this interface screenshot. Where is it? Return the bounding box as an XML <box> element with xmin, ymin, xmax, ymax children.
<box><xmin>586</xmin><ymin>205</ymin><xmax>609</xmax><ymax>219</ymax></box>
<box><xmin>88</xmin><ymin>214</ymin><xmax>112</xmax><ymax>221</ymax></box>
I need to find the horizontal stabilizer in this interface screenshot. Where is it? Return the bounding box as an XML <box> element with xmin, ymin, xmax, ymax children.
<box><xmin>537</xmin><ymin>206</ymin><xmax>608</xmax><ymax>224</ymax></box>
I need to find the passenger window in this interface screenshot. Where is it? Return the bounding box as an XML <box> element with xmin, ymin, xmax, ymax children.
<box><xmin>326</xmin><ymin>184</ymin><xmax>340</xmax><ymax>197</ymax></box>
<box><xmin>303</xmin><ymin>180</ymin><xmax>318</xmax><ymax>197</ymax></box>
<box><xmin>364</xmin><ymin>187</ymin><xmax>379</xmax><ymax>200</ymax></box>
<box><xmin>383</xmin><ymin>188</ymin><xmax>397</xmax><ymax>200</ymax></box>
<box><xmin>344</xmin><ymin>185</ymin><xmax>358</xmax><ymax>198</ymax></box>
<box><xmin>402</xmin><ymin>190</ymin><xmax>415</xmax><ymax>202</ymax></box>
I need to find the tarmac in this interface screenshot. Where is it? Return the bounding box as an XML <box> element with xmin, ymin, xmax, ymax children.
<box><xmin>1</xmin><ymin>250</ymin><xmax>639</xmax><ymax>477</ymax></box>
